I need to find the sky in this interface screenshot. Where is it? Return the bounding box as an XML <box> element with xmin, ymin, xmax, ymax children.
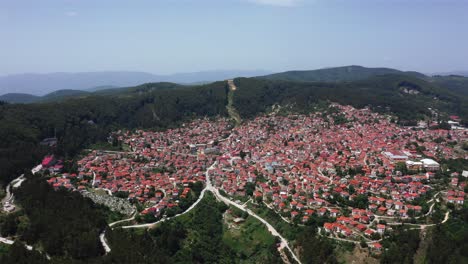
<box><xmin>1</xmin><ymin>0</ymin><xmax>468</xmax><ymax>75</ymax></box>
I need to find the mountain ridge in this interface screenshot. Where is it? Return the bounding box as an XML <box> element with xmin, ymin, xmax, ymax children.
<box><xmin>258</xmin><ymin>65</ymin><xmax>428</xmax><ymax>82</ymax></box>
<box><xmin>2</xmin><ymin>66</ymin><xmax>467</xmax><ymax>104</ymax></box>
<box><xmin>0</xmin><ymin>89</ymin><xmax>90</xmax><ymax>104</ymax></box>
<box><xmin>0</xmin><ymin>70</ymin><xmax>271</xmax><ymax>96</ymax></box>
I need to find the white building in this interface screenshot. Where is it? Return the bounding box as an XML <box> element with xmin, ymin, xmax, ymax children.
<box><xmin>383</xmin><ymin>151</ymin><xmax>408</xmax><ymax>162</ymax></box>
<box><xmin>420</xmin><ymin>158</ymin><xmax>440</xmax><ymax>171</ymax></box>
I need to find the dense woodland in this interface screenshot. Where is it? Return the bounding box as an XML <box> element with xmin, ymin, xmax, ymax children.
<box><xmin>433</xmin><ymin>75</ymin><xmax>468</xmax><ymax>97</ymax></box>
<box><xmin>0</xmin><ymin>173</ymin><xmax>108</xmax><ymax>260</ymax></box>
<box><xmin>234</xmin><ymin>75</ymin><xmax>468</xmax><ymax>125</ymax></box>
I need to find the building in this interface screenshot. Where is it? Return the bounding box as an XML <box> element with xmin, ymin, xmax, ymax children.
<box><xmin>420</xmin><ymin>159</ymin><xmax>440</xmax><ymax>171</ymax></box>
<box><xmin>406</xmin><ymin>160</ymin><xmax>423</xmax><ymax>171</ymax></box>
<box><xmin>383</xmin><ymin>151</ymin><xmax>408</xmax><ymax>162</ymax></box>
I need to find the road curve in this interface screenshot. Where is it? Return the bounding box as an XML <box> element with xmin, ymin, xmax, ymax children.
<box><xmin>99</xmin><ymin>231</ymin><xmax>111</xmax><ymax>254</ymax></box>
<box><xmin>109</xmin><ymin>212</ymin><xmax>137</xmax><ymax>227</ymax></box>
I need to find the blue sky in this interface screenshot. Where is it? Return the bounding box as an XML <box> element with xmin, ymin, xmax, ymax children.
<box><xmin>1</xmin><ymin>0</ymin><xmax>468</xmax><ymax>75</ymax></box>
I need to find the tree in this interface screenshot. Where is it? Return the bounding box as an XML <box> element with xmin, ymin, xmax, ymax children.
<box><xmin>240</xmin><ymin>150</ymin><xmax>246</xmax><ymax>160</ymax></box>
<box><xmin>395</xmin><ymin>162</ymin><xmax>408</xmax><ymax>174</ymax></box>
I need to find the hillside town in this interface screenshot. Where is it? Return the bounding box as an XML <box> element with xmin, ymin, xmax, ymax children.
<box><xmin>45</xmin><ymin>104</ymin><xmax>467</xmax><ymax>246</ymax></box>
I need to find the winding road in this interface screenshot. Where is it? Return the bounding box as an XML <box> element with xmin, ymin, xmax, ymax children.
<box><xmin>1</xmin><ymin>167</ymin><xmax>51</xmax><ymax>259</ymax></box>
<box><xmin>113</xmin><ymin>81</ymin><xmax>302</xmax><ymax>263</ymax></box>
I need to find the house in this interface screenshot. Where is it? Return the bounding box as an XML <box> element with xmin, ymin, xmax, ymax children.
<box><xmin>377</xmin><ymin>224</ymin><xmax>386</xmax><ymax>234</ymax></box>
<box><xmin>370</xmin><ymin>242</ymin><xmax>383</xmax><ymax>251</ymax></box>
<box><xmin>42</xmin><ymin>155</ymin><xmax>57</xmax><ymax>167</ymax></box>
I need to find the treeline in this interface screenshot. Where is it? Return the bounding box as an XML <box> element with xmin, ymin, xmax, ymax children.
<box><xmin>0</xmin><ymin>82</ymin><xmax>228</xmax><ymax>184</ymax></box>
<box><xmin>233</xmin><ymin>74</ymin><xmax>468</xmax><ymax>125</ymax></box>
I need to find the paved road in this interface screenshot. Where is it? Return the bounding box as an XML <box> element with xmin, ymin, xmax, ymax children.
<box><xmin>99</xmin><ymin>231</ymin><xmax>111</xmax><ymax>254</ymax></box>
<box><xmin>2</xmin><ymin>174</ymin><xmax>26</xmax><ymax>213</ymax></box>
<box><xmin>98</xmin><ymin>212</ymin><xmax>138</xmax><ymax>255</ymax></box>
<box><xmin>109</xmin><ymin>212</ymin><xmax>136</xmax><ymax>227</ymax></box>
<box><xmin>0</xmin><ymin>237</ymin><xmax>34</xmax><ymax>250</ymax></box>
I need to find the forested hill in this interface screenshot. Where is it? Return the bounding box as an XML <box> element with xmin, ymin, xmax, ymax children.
<box><xmin>258</xmin><ymin>65</ymin><xmax>468</xmax><ymax>98</ymax></box>
<box><xmin>258</xmin><ymin>65</ymin><xmax>427</xmax><ymax>82</ymax></box>
<box><xmin>431</xmin><ymin>75</ymin><xmax>468</xmax><ymax>96</ymax></box>
<box><xmin>0</xmin><ymin>93</ymin><xmax>40</xmax><ymax>104</ymax></box>
<box><xmin>233</xmin><ymin>74</ymin><xmax>468</xmax><ymax>124</ymax></box>
<box><xmin>0</xmin><ymin>83</ymin><xmax>185</xmax><ymax>103</ymax></box>
<box><xmin>0</xmin><ymin>89</ymin><xmax>90</xmax><ymax>104</ymax></box>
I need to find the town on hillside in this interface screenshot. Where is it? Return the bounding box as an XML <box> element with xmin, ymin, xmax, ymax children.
<box><xmin>41</xmin><ymin>103</ymin><xmax>467</xmax><ymax>250</ymax></box>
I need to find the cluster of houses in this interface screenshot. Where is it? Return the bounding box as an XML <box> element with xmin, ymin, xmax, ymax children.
<box><xmin>46</xmin><ymin>118</ymin><xmax>232</xmax><ymax>218</ymax></box>
<box><xmin>41</xmin><ymin>155</ymin><xmax>64</xmax><ymax>174</ymax></box>
<box><xmin>208</xmin><ymin>104</ymin><xmax>466</xmax><ymax>243</ymax></box>
<box><xmin>44</xmin><ymin>103</ymin><xmax>467</xmax><ymax>244</ymax></box>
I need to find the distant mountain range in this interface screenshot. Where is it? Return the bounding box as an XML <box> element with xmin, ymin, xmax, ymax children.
<box><xmin>431</xmin><ymin>71</ymin><xmax>468</xmax><ymax>77</ymax></box>
<box><xmin>0</xmin><ymin>70</ymin><xmax>272</xmax><ymax>96</ymax></box>
<box><xmin>0</xmin><ymin>90</ymin><xmax>90</xmax><ymax>104</ymax></box>
<box><xmin>1</xmin><ymin>66</ymin><xmax>467</xmax><ymax>104</ymax></box>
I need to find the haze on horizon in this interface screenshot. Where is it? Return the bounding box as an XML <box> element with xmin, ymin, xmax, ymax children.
<box><xmin>2</xmin><ymin>0</ymin><xmax>468</xmax><ymax>76</ymax></box>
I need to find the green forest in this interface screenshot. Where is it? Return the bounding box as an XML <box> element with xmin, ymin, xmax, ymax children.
<box><xmin>234</xmin><ymin>74</ymin><xmax>468</xmax><ymax>124</ymax></box>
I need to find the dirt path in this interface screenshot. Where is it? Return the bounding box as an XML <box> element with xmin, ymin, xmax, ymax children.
<box><xmin>226</xmin><ymin>79</ymin><xmax>242</xmax><ymax>125</ymax></box>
